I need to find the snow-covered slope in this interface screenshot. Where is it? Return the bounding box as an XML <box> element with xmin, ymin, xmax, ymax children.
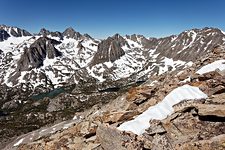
<box><xmin>0</xmin><ymin>25</ymin><xmax>225</xmax><ymax>93</ymax></box>
<box><xmin>118</xmin><ymin>84</ymin><xmax>208</xmax><ymax>135</ymax></box>
<box><xmin>0</xmin><ymin>31</ymin><xmax>99</xmax><ymax>90</ymax></box>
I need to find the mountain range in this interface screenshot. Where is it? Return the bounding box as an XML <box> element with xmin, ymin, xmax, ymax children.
<box><xmin>1</xmin><ymin>25</ymin><xmax>225</xmax><ymax>91</ymax></box>
<box><xmin>1</xmin><ymin>25</ymin><xmax>225</xmax><ymax>149</ymax></box>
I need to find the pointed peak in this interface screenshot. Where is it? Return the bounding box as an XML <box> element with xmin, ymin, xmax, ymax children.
<box><xmin>0</xmin><ymin>24</ymin><xmax>7</xmax><ymax>28</ymax></box>
<box><xmin>125</xmin><ymin>34</ymin><xmax>146</xmax><ymax>39</ymax></box>
<box><xmin>83</xmin><ymin>33</ymin><xmax>93</xmax><ymax>39</ymax></box>
<box><xmin>200</xmin><ymin>27</ymin><xmax>222</xmax><ymax>32</ymax></box>
<box><xmin>39</xmin><ymin>28</ymin><xmax>50</xmax><ymax>35</ymax></box>
<box><xmin>64</xmin><ymin>27</ymin><xmax>76</xmax><ymax>33</ymax></box>
<box><xmin>0</xmin><ymin>24</ymin><xmax>14</xmax><ymax>29</ymax></box>
<box><xmin>39</xmin><ymin>28</ymin><xmax>49</xmax><ymax>32</ymax></box>
<box><xmin>108</xmin><ymin>33</ymin><xmax>125</xmax><ymax>41</ymax></box>
<box><xmin>112</xmin><ymin>33</ymin><xmax>122</xmax><ymax>38</ymax></box>
<box><xmin>63</xmin><ymin>27</ymin><xmax>83</xmax><ymax>39</ymax></box>
<box><xmin>0</xmin><ymin>24</ymin><xmax>32</xmax><ymax>37</ymax></box>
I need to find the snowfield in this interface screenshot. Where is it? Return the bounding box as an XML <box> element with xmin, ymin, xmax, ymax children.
<box><xmin>196</xmin><ymin>60</ymin><xmax>225</xmax><ymax>75</ymax></box>
<box><xmin>118</xmin><ymin>84</ymin><xmax>208</xmax><ymax>135</ymax></box>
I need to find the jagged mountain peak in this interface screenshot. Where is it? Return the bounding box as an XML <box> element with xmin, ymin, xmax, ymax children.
<box><xmin>0</xmin><ymin>24</ymin><xmax>15</xmax><ymax>29</ymax></box>
<box><xmin>6</xmin><ymin>36</ymin><xmax>62</xmax><ymax>85</ymax></box>
<box><xmin>39</xmin><ymin>28</ymin><xmax>50</xmax><ymax>35</ymax></box>
<box><xmin>111</xmin><ymin>33</ymin><xmax>123</xmax><ymax>39</ymax></box>
<box><xmin>83</xmin><ymin>33</ymin><xmax>93</xmax><ymax>40</ymax></box>
<box><xmin>1</xmin><ymin>26</ymin><xmax>224</xmax><ymax>88</ymax></box>
<box><xmin>108</xmin><ymin>33</ymin><xmax>128</xmax><ymax>45</ymax></box>
<box><xmin>126</xmin><ymin>34</ymin><xmax>146</xmax><ymax>38</ymax></box>
<box><xmin>177</xmin><ymin>27</ymin><xmax>224</xmax><ymax>37</ymax></box>
<box><xmin>125</xmin><ymin>34</ymin><xmax>149</xmax><ymax>44</ymax></box>
<box><xmin>62</xmin><ymin>27</ymin><xmax>82</xmax><ymax>39</ymax></box>
<box><xmin>17</xmin><ymin>37</ymin><xmax>62</xmax><ymax>70</ymax></box>
<box><xmin>37</xmin><ymin>27</ymin><xmax>92</xmax><ymax>40</ymax></box>
<box><xmin>64</xmin><ymin>26</ymin><xmax>76</xmax><ymax>32</ymax></box>
<box><xmin>0</xmin><ymin>24</ymin><xmax>32</xmax><ymax>38</ymax></box>
<box><xmin>38</xmin><ymin>28</ymin><xmax>63</xmax><ymax>40</ymax></box>
<box><xmin>0</xmin><ymin>30</ymin><xmax>10</xmax><ymax>42</ymax></box>
<box><xmin>90</xmin><ymin>33</ymin><xmax>129</xmax><ymax>65</ymax></box>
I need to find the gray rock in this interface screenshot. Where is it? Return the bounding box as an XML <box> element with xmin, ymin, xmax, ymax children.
<box><xmin>39</xmin><ymin>28</ymin><xmax>63</xmax><ymax>40</ymax></box>
<box><xmin>16</xmin><ymin>37</ymin><xmax>62</xmax><ymax>71</ymax></box>
<box><xmin>145</xmin><ymin>120</ymin><xmax>166</xmax><ymax>136</ymax></box>
<box><xmin>10</xmin><ymin>27</ymin><xmax>31</xmax><ymax>37</ymax></box>
<box><xmin>0</xmin><ymin>30</ymin><xmax>10</xmax><ymax>41</ymax></box>
<box><xmin>63</xmin><ymin>27</ymin><xmax>83</xmax><ymax>39</ymax></box>
<box><xmin>47</xmin><ymin>98</ymin><xmax>65</xmax><ymax>112</ymax></box>
<box><xmin>0</xmin><ymin>25</ymin><xmax>32</xmax><ymax>37</ymax></box>
<box><xmin>91</xmin><ymin>34</ymin><xmax>127</xmax><ymax>65</ymax></box>
<box><xmin>1</xmin><ymin>100</ymin><xmax>18</xmax><ymax>110</ymax></box>
<box><xmin>96</xmin><ymin>124</ymin><xmax>143</xmax><ymax>150</ymax></box>
<box><xmin>39</xmin><ymin>28</ymin><xmax>50</xmax><ymax>36</ymax></box>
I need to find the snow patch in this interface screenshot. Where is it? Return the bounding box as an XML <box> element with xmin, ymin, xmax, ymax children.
<box><xmin>73</xmin><ymin>115</ymin><xmax>78</xmax><ymax>120</ymax></box>
<box><xmin>118</xmin><ymin>84</ymin><xmax>208</xmax><ymax>135</ymax></box>
<box><xmin>183</xmin><ymin>30</ymin><xmax>197</xmax><ymax>50</ymax></box>
<box><xmin>125</xmin><ymin>38</ymin><xmax>142</xmax><ymax>49</ymax></box>
<box><xmin>220</xmin><ymin>29</ymin><xmax>225</xmax><ymax>35</ymax></box>
<box><xmin>186</xmin><ymin>61</ymin><xmax>193</xmax><ymax>67</ymax></box>
<box><xmin>158</xmin><ymin>57</ymin><xmax>186</xmax><ymax>75</ymax></box>
<box><xmin>104</xmin><ymin>61</ymin><xmax>114</xmax><ymax>68</ymax></box>
<box><xmin>196</xmin><ymin>60</ymin><xmax>225</xmax><ymax>75</ymax></box>
<box><xmin>13</xmin><ymin>138</ymin><xmax>24</xmax><ymax>147</ymax></box>
<box><xmin>180</xmin><ymin>76</ymin><xmax>191</xmax><ymax>83</ymax></box>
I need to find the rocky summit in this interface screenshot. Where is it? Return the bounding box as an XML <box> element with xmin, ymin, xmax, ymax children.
<box><xmin>0</xmin><ymin>25</ymin><xmax>225</xmax><ymax>150</ymax></box>
<box><xmin>90</xmin><ymin>34</ymin><xmax>127</xmax><ymax>65</ymax></box>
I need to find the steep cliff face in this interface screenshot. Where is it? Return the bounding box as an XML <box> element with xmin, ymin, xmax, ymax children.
<box><xmin>39</xmin><ymin>28</ymin><xmax>63</xmax><ymax>40</ymax></box>
<box><xmin>91</xmin><ymin>34</ymin><xmax>127</xmax><ymax>65</ymax></box>
<box><xmin>6</xmin><ymin>37</ymin><xmax>62</xmax><ymax>86</ymax></box>
<box><xmin>62</xmin><ymin>27</ymin><xmax>83</xmax><ymax>40</ymax></box>
<box><xmin>17</xmin><ymin>37</ymin><xmax>62</xmax><ymax>71</ymax></box>
<box><xmin>0</xmin><ymin>30</ymin><xmax>10</xmax><ymax>41</ymax></box>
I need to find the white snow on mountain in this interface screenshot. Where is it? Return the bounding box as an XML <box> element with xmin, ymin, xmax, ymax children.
<box><xmin>0</xmin><ymin>36</ymin><xmax>32</xmax><ymax>53</ymax></box>
<box><xmin>221</xmin><ymin>29</ymin><xmax>225</xmax><ymax>35</ymax></box>
<box><xmin>183</xmin><ymin>30</ymin><xmax>197</xmax><ymax>50</ymax></box>
<box><xmin>118</xmin><ymin>84</ymin><xmax>208</xmax><ymax>135</ymax></box>
<box><xmin>2</xmin><ymin>35</ymin><xmax>99</xmax><ymax>87</ymax></box>
<box><xmin>1</xmin><ymin>26</ymin><xmax>224</xmax><ymax>90</ymax></box>
<box><xmin>0</xmin><ymin>32</ymin><xmax>204</xmax><ymax>88</ymax></box>
<box><xmin>158</xmin><ymin>57</ymin><xmax>186</xmax><ymax>75</ymax></box>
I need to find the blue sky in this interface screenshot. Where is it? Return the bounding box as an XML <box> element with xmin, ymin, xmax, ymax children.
<box><xmin>1</xmin><ymin>0</ymin><xmax>225</xmax><ymax>39</ymax></box>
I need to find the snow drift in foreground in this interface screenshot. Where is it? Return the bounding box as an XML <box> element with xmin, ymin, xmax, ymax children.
<box><xmin>118</xmin><ymin>84</ymin><xmax>208</xmax><ymax>135</ymax></box>
<box><xmin>196</xmin><ymin>60</ymin><xmax>225</xmax><ymax>75</ymax></box>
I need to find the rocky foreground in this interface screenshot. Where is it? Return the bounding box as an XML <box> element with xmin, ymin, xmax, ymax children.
<box><xmin>4</xmin><ymin>46</ymin><xmax>225</xmax><ymax>149</ymax></box>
